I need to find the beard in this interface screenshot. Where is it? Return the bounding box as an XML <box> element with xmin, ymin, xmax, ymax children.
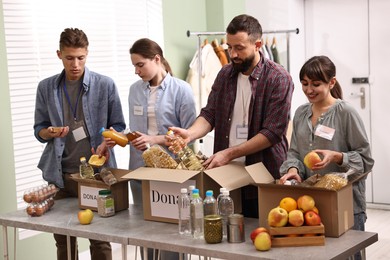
<box><xmin>231</xmin><ymin>54</ymin><xmax>255</xmax><ymax>73</ymax></box>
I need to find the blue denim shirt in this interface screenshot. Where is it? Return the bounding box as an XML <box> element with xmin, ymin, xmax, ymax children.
<box><xmin>128</xmin><ymin>73</ymin><xmax>196</xmax><ymax>170</ymax></box>
<box><xmin>34</xmin><ymin>67</ymin><xmax>126</xmax><ymax>188</ymax></box>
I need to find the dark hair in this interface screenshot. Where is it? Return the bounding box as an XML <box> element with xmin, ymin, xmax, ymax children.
<box><xmin>226</xmin><ymin>14</ymin><xmax>262</xmax><ymax>43</ymax></box>
<box><xmin>59</xmin><ymin>28</ymin><xmax>89</xmax><ymax>50</ymax></box>
<box><xmin>299</xmin><ymin>55</ymin><xmax>343</xmax><ymax>99</ymax></box>
<box><xmin>129</xmin><ymin>38</ymin><xmax>173</xmax><ymax>75</ymax></box>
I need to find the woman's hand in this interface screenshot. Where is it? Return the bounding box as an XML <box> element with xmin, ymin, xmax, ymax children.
<box><xmin>311</xmin><ymin>149</ymin><xmax>343</xmax><ymax>170</ymax></box>
<box><xmin>130</xmin><ymin>132</ymin><xmax>155</xmax><ymax>151</ymax></box>
<box><xmin>279</xmin><ymin>167</ymin><xmax>302</xmax><ymax>184</ymax></box>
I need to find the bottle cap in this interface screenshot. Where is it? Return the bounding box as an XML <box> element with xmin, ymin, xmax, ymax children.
<box><xmin>222</xmin><ymin>190</ymin><xmax>229</xmax><ymax>195</ymax></box>
<box><xmin>80</xmin><ymin>157</ymin><xmax>86</xmax><ymax>162</ymax></box>
<box><xmin>188</xmin><ymin>185</ymin><xmax>195</xmax><ymax>191</ymax></box>
<box><xmin>99</xmin><ymin>189</ymin><xmax>112</xmax><ymax>195</ymax></box>
<box><xmin>206</xmin><ymin>190</ymin><xmax>213</xmax><ymax>197</ymax></box>
<box><xmin>192</xmin><ymin>188</ymin><xmax>199</xmax><ymax>194</ymax></box>
<box><xmin>180</xmin><ymin>188</ymin><xmax>188</xmax><ymax>193</ymax></box>
<box><xmin>220</xmin><ymin>187</ymin><xmax>227</xmax><ymax>193</ymax></box>
<box><xmin>99</xmin><ymin>127</ymin><xmax>105</xmax><ymax>134</ymax></box>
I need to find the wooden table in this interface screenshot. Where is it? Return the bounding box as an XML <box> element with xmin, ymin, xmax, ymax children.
<box><xmin>0</xmin><ymin>198</ymin><xmax>378</xmax><ymax>260</ymax></box>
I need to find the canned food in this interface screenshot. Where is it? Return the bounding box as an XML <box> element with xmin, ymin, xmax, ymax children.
<box><xmin>227</xmin><ymin>214</ymin><xmax>245</xmax><ymax>243</ymax></box>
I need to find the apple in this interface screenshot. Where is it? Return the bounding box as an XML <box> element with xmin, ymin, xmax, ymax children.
<box><xmin>267</xmin><ymin>207</ymin><xmax>288</xmax><ymax>227</ymax></box>
<box><xmin>288</xmin><ymin>209</ymin><xmax>304</xmax><ymax>227</ymax></box>
<box><xmin>304</xmin><ymin>210</ymin><xmax>321</xmax><ymax>226</ymax></box>
<box><xmin>78</xmin><ymin>209</ymin><xmax>94</xmax><ymax>225</ymax></box>
<box><xmin>254</xmin><ymin>231</ymin><xmax>272</xmax><ymax>251</ymax></box>
<box><xmin>250</xmin><ymin>227</ymin><xmax>269</xmax><ymax>243</ymax></box>
<box><xmin>303</xmin><ymin>151</ymin><xmax>322</xmax><ymax>170</ymax></box>
<box><xmin>297</xmin><ymin>195</ymin><xmax>315</xmax><ymax>212</ymax></box>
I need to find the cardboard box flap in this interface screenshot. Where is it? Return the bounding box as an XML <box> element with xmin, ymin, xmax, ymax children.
<box><xmin>245</xmin><ymin>162</ymin><xmax>275</xmax><ymax>184</ymax></box>
<box><xmin>70</xmin><ymin>168</ymin><xmax>130</xmax><ymax>185</ymax></box>
<box><xmin>122</xmin><ymin>167</ymin><xmax>199</xmax><ymax>183</ymax></box>
<box><xmin>204</xmin><ymin>162</ymin><xmax>253</xmax><ymax>190</ymax></box>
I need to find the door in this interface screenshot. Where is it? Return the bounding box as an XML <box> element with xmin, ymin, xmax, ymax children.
<box><xmin>368</xmin><ymin>0</ymin><xmax>390</xmax><ymax>205</ymax></box>
<box><xmin>304</xmin><ymin>0</ymin><xmax>381</xmax><ymax>204</ymax></box>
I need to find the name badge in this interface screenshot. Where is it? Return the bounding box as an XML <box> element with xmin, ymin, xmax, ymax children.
<box><xmin>134</xmin><ymin>105</ymin><xmax>143</xmax><ymax>116</ymax></box>
<box><xmin>315</xmin><ymin>124</ymin><xmax>335</xmax><ymax>141</ymax></box>
<box><xmin>236</xmin><ymin>125</ymin><xmax>248</xmax><ymax>139</ymax></box>
<box><xmin>73</xmin><ymin>126</ymin><xmax>87</xmax><ymax>142</ymax></box>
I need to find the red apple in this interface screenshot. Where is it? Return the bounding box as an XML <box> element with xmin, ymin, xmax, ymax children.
<box><xmin>250</xmin><ymin>227</ymin><xmax>269</xmax><ymax>243</ymax></box>
<box><xmin>304</xmin><ymin>210</ymin><xmax>321</xmax><ymax>226</ymax></box>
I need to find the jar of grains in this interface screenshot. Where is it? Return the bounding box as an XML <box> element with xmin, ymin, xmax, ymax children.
<box><xmin>97</xmin><ymin>190</ymin><xmax>115</xmax><ymax>217</ymax></box>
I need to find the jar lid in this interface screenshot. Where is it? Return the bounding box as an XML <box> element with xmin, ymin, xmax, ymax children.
<box><xmin>204</xmin><ymin>214</ymin><xmax>222</xmax><ymax>221</ymax></box>
<box><xmin>99</xmin><ymin>189</ymin><xmax>111</xmax><ymax>195</ymax></box>
<box><xmin>228</xmin><ymin>213</ymin><xmax>244</xmax><ymax>224</ymax></box>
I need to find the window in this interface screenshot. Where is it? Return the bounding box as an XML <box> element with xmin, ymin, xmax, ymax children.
<box><xmin>2</xmin><ymin>0</ymin><xmax>163</xmax><ymax>239</ymax></box>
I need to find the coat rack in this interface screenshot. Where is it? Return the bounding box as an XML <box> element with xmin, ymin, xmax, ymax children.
<box><xmin>186</xmin><ymin>28</ymin><xmax>299</xmax><ymax>112</ymax></box>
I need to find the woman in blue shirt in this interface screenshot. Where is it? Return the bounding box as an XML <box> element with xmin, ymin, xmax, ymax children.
<box><xmin>128</xmin><ymin>38</ymin><xmax>196</xmax><ymax>260</ymax></box>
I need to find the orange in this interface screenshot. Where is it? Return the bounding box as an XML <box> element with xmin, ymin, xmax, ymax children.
<box><xmin>279</xmin><ymin>197</ymin><xmax>297</xmax><ymax>212</ymax></box>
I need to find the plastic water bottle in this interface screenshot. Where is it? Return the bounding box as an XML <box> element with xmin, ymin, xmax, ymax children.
<box><xmin>190</xmin><ymin>188</ymin><xmax>204</xmax><ymax>239</ymax></box>
<box><xmin>188</xmin><ymin>185</ymin><xmax>195</xmax><ymax>198</ymax></box>
<box><xmin>218</xmin><ymin>190</ymin><xmax>234</xmax><ymax>236</ymax></box>
<box><xmin>178</xmin><ymin>188</ymin><xmax>191</xmax><ymax>235</ymax></box>
<box><xmin>216</xmin><ymin>187</ymin><xmax>227</xmax><ymax>206</ymax></box>
<box><xmin>203</xmin><ymin>190</ymin><xmax>217</xmax><ymax>216</ymax></box>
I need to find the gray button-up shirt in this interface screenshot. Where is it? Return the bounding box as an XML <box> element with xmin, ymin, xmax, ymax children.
<box><xmin>280</xmin><ymin>99</ymin><xmax>374</xmax><ymax>214</ymax></box>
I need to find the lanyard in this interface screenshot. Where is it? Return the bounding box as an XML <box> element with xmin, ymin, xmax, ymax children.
<box><xmin>63</xmin><ymin>81</ymin><xmax>83</xmax><ymax>121</ymax></box>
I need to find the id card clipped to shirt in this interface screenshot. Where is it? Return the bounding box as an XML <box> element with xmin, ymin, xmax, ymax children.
<box><xmin>236</xmin><ymin>124</ymin><xmax>248</xmax><ymax>139</ymax></box>
<box><xmin>71</xmin><ymin>120</ymin><xmax>88</xmax><ymax>142</ymax></box>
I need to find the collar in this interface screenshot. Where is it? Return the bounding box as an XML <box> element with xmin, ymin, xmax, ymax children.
<box><xmin>229</xmin><ymin>52</ymin><xmax>264</xmax><ymax>80</ymax></box>
<box><xmin>55</xmin><ymin>67</ymin><xmax>90</xmax><ymax>92</ymax></box>
<box><xmin>142</xmin><ymin>72</ymin><xmax>172</xmax><ymax>91</ymax></box>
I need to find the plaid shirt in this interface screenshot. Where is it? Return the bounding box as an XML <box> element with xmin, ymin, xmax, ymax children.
<box><xmin>199</xmin><ymin>54</ymin><xmax>294</xmax><ymax>178</ymax></box>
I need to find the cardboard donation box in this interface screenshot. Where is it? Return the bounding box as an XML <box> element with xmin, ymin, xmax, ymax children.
<box><xmin>248</xmin><ymin>167</ymin><xmax>360</xmax><ymax>238</ymax></box>
<box><xmin>71</xmin><ymin>168</ymin><xmax>130</xmax><ymax>212</ymax></box>
<box><xmin>122</xmin><ymin>162</ymin><xmax>265</xmax><ymax>224</ymax></box>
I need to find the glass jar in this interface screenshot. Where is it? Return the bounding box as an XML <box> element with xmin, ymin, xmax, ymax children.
<box><xmin>204</xmin><ymin>214</ymin><xmax>223</xmax><ymax>243</ymax></box>
<box><xmin>99</xmin><ymin>168</ymin><xmax>117</xmax><ymax>185</ymax></box>
<box><xmin>97</xmin><ymin>190</ymin><xmax>115</xmax><ymax>217</ymax></box>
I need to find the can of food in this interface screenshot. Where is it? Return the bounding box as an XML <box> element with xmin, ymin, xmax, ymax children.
<box><xmin>204</xmin><ymin>215</ymin><xmax>223</xmax><ymax>243</ymax></box>
<box><xmin>227</xmin><ymin>214</ymin><xmax>245</xmax><ymax>243</ymax></box>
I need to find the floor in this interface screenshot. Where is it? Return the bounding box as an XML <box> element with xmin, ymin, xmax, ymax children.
<box><xmin>79</xmin><ymin>206</ymin><xmax>390</xmax><ymax>260</ymax></box>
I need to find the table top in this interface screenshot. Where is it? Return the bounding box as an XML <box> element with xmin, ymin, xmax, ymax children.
<box><xmin>0</xmin><ymin>198</ymin><xmax>378</xmax><ymax>260</ymax></box>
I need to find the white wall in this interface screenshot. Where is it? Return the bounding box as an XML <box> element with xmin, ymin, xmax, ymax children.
<box><xmin>245</xmin><ymin>0</ymin><xmax>307</xmax><ymax>116</ymax></box>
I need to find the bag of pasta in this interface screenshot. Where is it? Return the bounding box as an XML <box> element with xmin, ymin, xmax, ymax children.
<box><xmin>313</xmin><ymin>173</ymin><xmax>348</xmax><ymax>190</ymax></box>
<box><xmin>142</xmin><ymin>144</ymin><xmax>178</xmax><ymax>169</ymax></box>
